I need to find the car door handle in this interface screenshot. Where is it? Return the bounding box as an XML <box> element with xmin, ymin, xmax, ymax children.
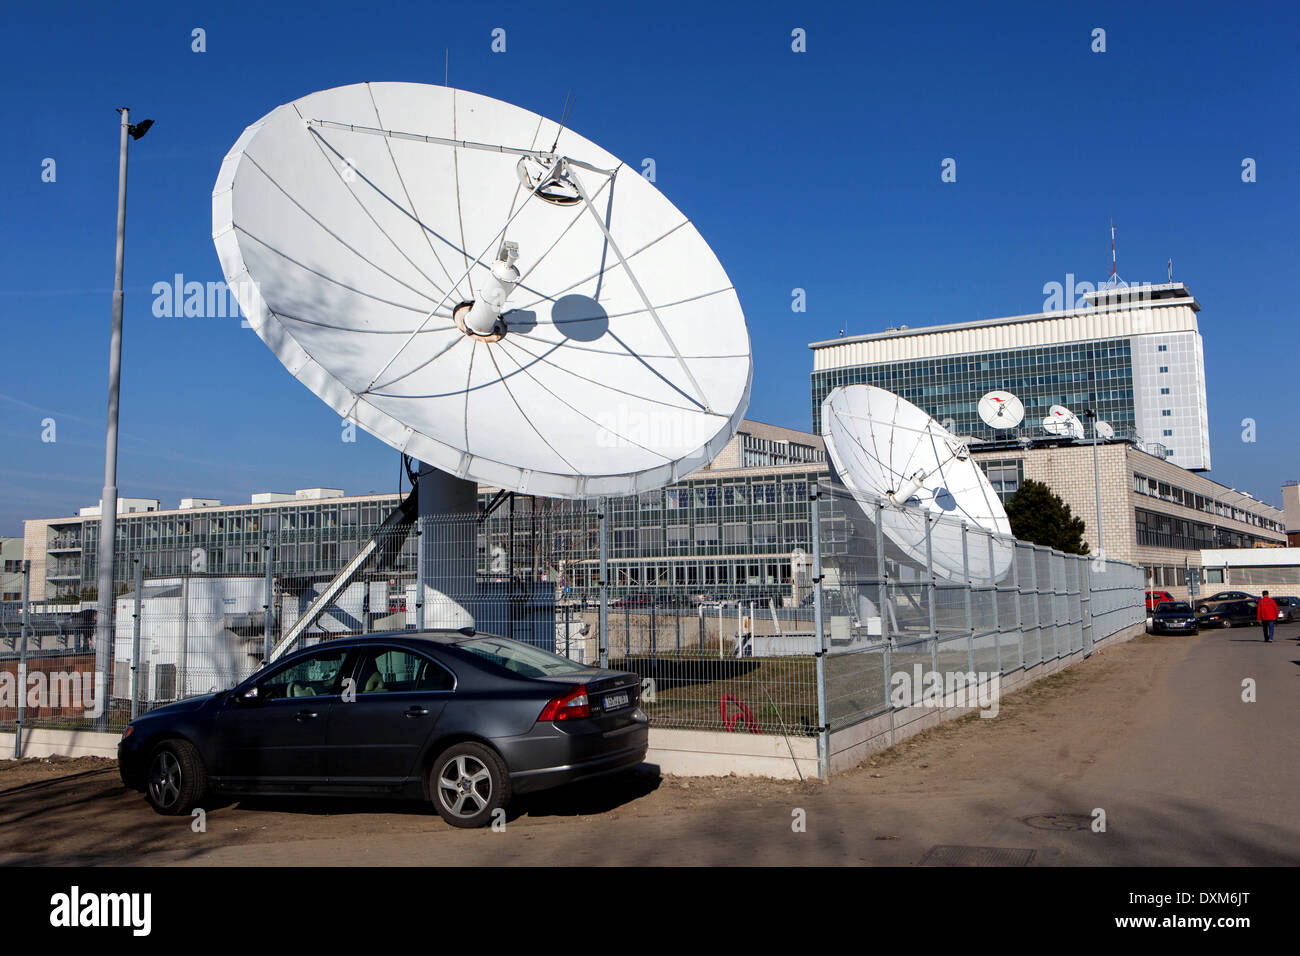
<box><xmin>403</xmin><ymin>706</ymin><xmax>429</xmax><ymax>718</ymax></box>
<box><xmin>295</xmin><ymin>710</ymin><xmax>319</xmax><ymax>721</ymax></box>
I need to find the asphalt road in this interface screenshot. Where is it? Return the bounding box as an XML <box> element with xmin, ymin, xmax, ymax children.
<box><xmin>1</xmin><ymin>622</ymin><xmax>1296</xmax><ymax>866</ymax></box>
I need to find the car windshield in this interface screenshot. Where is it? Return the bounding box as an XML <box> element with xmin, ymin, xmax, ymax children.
<box><xmin>1157</xmin><ymin>602</ymin><xmax>1192</xmax><ymax>613</ymax></box>
<box><xmin>456</xmin><ymin>635</ymin><xmax>588</xmax><ymax>678</ymax></box>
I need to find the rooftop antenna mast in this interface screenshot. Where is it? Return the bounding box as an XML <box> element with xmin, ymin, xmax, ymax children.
<box><xmin>1105</xmin><ymin>218</ymin><xmax>1128</xmax><ymax>290</ymax></box>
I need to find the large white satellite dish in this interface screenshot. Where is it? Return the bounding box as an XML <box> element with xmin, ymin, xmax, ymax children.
<box><xmin>212</xmin><ymin>82</ymin><xmax>752</xmax><ymax>499</ymax></box>
<box><xmin>1042</xmin><ymin>404</ymin><xmax>1084</xmax><ymax>439</ymax></box>
<box><xmin>821</xmin><ymin>385</ymin><xmax>1013</xmax><ymax>582</ymax></box>
<box><xmin>978</xmin><ymin>390</ymin><xmax>1024</xmax><ymax>430</ymax></box>
<box><xmin>1095</xmin><ymin>420</ymin><xmax>1115</xmax><ymax>440</ymax></box>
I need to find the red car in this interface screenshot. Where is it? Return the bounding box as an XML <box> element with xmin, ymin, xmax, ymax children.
<box><xmin>1145</xmin><ymin>590</ymin><xmax>1173</xmax><ymax>611</ymax></box>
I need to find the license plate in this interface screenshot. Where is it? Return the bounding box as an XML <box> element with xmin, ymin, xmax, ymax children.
<box><xmin>603</xmin><ymin>691</ymin><xmax>630</xmax><ymax>711</ymax></box>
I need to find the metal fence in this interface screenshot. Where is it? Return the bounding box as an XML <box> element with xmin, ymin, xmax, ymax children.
<box><xmin>817</xmin><ymin>481</ymin><xmax>1145</xmax><ymax>733</ymax></box>
<box><xmin>1</xmin><ymin>483</ymin><xmax>1144</xmax><ymax>751</ymax></box>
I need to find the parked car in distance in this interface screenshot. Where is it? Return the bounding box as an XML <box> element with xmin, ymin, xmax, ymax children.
<box><xmin>118</xmin><ymin>630</ymin><xmax>648</xmax><ymax>828</ymax></box>
<box><xmin>1194</xmin><ymin>590</ymin><xmax>1256</xmax><ymax>611</ymax></box>
<box><xmin>1149</xmin><ymin>601</ymin><xmax>1200</xmax><ymax>635</ymax></box>
<box><xmin>1145</xmin><ymin>590</ymin><xmax>1173</xmax><ymax>611</ymax></box>
<box><xmin>1272</xmin><ymin>596</ymin><xmax>1300</xmax><ymax>623</ymax></box>
<box><xmin>1195</xmin><ymin>599</ymin><xmax>1259</xmax><ymax>628</ymax></box>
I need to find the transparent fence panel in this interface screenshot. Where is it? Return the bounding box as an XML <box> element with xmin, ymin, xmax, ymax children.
<box><xmin>815</xmin><ymin>480</ymin><xmax>1144</xmax><ymax>733</ymax></box>
<box><xmin>0</xmin><ymin>484</ymin><xmax>1145</xmax><ymax>740</ymax></box>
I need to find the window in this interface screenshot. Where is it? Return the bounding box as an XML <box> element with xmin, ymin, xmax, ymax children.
<box><xmin>753</xmin><ymin>522</ymin><xmax>778</xmax><ymax>545</ymax></box>
<box><xmin>1159</xmin><ymin>366</ymin><xmax>1169</xmax><ymax>373</ymax></box>
<box><xmin>1157</xmin><ymin>344</ymin><xmax>1168</xmax><ymax>352</ymax></box>
<box><xmin>1161</xmin><ymin>409</ymin><xmax>1172</xmax><ymax>416</ymax></box>
<box><xmin>257</xmin><ymin>647</ymin><xmax>351</xmax><ymax>700</ymax></box>
<box><xmin>1160</xmin><ymin>387</ymin><xmax>1170</xmax><ymax>395</ymax></box>
<box><xmin>458</xmin><ymin>635</ymin><xmax>586</xmax><ymax>678</ymax></box>
<box><xmin>694</xmin><ymin>523</ymin><xmax>719</xmax><ymax>546</ymax></box>
<box><xmin>1163</xmin><ymin>429</ymin><xmax>1173</xmax><ymax>436</ymax></box>
<box><xmin>354</xmin><ymin>647</ymin><xmax>454</xmax><ymax>694</ymax></box>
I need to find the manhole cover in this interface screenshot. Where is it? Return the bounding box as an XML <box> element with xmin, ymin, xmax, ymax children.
<box><xmin>1022</xmin><ymin>813</ymin><xmax>1093</xmax><ymax>831</ymax></box>
<box><xmin>919</xmin><ymin>845</ymin><xmax>1036</xmax><ymax>866</ymax></box>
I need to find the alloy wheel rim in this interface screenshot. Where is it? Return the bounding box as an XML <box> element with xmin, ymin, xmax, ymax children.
<box><xmin>438</xmin><ymin>755</ymin><xmax>492</xmax><ymax>817</ymax></box>
<box><xmin>148</xmin><ymin>751</ymin><xmax>182</xmax><ymax>807</ymax></box>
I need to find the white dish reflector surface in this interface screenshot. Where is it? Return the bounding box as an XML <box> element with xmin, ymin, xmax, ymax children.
<box><xmin>821</xmin><ymin>385</ymin><xmax>1013</xmax><ymax>582</ymax></box>
<box><xmin>213</xmin><ymin>82</ymin><xmax>751</xmax><ymax>498</ymax></box>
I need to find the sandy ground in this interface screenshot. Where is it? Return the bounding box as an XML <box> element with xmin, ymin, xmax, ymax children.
<box><xmin>1</xmin><ymin>622</ymin><xmax>1296</xmax><ymax>866</ymax></box>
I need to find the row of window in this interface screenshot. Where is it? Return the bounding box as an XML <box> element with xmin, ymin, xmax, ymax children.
<box><xmin>1133</xmin><ymin>474</ymin><xmax>1283</xmax><ymax>532</ymax></box>
<box><xmin>1135</xmin><ymin>508</ymin><xmax>1273</xmax><ymax>551</ymax></box>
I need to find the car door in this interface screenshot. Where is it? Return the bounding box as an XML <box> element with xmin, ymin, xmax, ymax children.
<box><xmin>216</xmin><ymin>644</ymin><xmax>354</xmax><ymax>789</ymax></box>
<box><xmin>326</xmin><ymin>645</ymin><xmax>453</xmax><ymax>788</ymax></box>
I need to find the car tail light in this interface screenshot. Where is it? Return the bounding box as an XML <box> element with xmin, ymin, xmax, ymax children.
<box><xmin>539</xmin><ymin>684</ymin><xmax>590</xmax><ymax>721</ymax></box>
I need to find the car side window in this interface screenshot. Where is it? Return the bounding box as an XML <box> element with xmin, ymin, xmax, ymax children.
<box><xmin>353</xmin><ymin>647</ymin><xmax>455</xmax><ymax>695</ymax></box>
<box><xmin>258</xmin><ymin>647</ymin><xmax>352</xmax><ymax>701</ymax></box>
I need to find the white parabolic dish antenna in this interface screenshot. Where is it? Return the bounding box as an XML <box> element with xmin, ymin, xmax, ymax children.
<box><xmin>212</xmin><ymin>82</ymin><xmax>752</xmax><ymax>498</ymax></box>
<box><xmin>977</xmin><ymin>390</ymin><xmax>1025</xmax><ymax>430</ymax></box>
<box><xmin>821</xmin><ymin>385</ymin><xmax>1013</xmax><ymax>582</ymax></box>
<box><xmin>1042</xmin><ymin>404</ymin><xmax>1084</xmax><ymax>439</ymax></box>
<box><xmin>1095</xmin><ymin>420</ymin><xmax>1115</xmax><ymax>440</ymax></box>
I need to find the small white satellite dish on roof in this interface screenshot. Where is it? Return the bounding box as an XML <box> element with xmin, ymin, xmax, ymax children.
<box><xmin>821</xmin><ymin>385</ymin><xmax>1013</xmax><ymax>582</ymax></box>
<box><xmin>1095</xmin><ymin>420</ymin><xmax>1115</xmax><ymax>440</ymax></box>
<box><xmin>212</xmin><ymin>81</ymin><xmax>752</xmax><ymax>500</ymax></box>
<box><xmin>978</xmin><ymin>390</ymin><xmax>1024</xmax><ymax>430</ymax></box>
<box><xmin>1042</xmin><ymin>404</ymin><xmax>1084</xmax><ymax>439</ymax></box>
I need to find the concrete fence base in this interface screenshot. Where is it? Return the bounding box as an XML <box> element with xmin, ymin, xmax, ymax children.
<box><xmin>825</xmin><ymin>621</ymin><xmax>1147</xmax><ymax>776</ymax></box>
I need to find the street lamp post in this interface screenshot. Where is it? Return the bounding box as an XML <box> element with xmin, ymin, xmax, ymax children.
<box><xmin>1084</xmin><ymin>408</ymin><xmax>1104</xmax><ymax>559</ymax></box>
<box><xmin>93</xmin><ymin>107</ymin><xmax>150</xmax><ymax>728</ymax></box>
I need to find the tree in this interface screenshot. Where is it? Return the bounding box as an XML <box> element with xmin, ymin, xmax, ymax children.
<box><xmin>1004</xmin><ymin>479</ymin><xmax>1090</xmax><ymax>555</ymax></box>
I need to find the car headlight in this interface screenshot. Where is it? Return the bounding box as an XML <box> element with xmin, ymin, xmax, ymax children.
<box><xmin>121</xmin><ymin>725</ymin><xmax>134</xmax><ymax>740</ymax></box>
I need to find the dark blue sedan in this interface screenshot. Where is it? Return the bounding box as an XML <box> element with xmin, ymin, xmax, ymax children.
<box><xmin>118</xmin><ymin>630</ymin><xmax>648</xmax><ymax>828</ymax></box>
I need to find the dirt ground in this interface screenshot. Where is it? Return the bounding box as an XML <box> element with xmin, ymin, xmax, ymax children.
<box><xmin>1</xmin><ymin>623</ymin><xmax>1296</xmax><ymax>866</ymax></box>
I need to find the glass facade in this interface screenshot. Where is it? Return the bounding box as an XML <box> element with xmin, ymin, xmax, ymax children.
<box><xmin>49</xmin><ymin>496</ymin><xmax>407</xmax><ymax>601</ymax></box>
<box><xmin>811</xmin><ymin>338</ymin><xmax>1136</xmax><ymax>442</ymax></box>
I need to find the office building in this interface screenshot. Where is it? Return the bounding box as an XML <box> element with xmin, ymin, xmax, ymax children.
<box><xmin>810</xmin><ymin>282</ymin><xmax>1211</xmax><ymax>470</ymax></box>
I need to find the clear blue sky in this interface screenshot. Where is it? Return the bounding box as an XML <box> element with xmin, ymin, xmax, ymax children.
<box><xmin>2</xmin><ymin>0</ymin><xmax>1297</xmax><ymax>535</ymax></box>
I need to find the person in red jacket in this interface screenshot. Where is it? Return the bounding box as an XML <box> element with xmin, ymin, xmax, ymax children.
<box><xmin>1256</xmin><ymin>590</ymin><xmax>1279</xmax><ymax>642</ymax></box>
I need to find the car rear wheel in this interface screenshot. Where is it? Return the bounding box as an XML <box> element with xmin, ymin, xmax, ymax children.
<box><xmin>145</xmin><ymin>740</ymin><xmax>208</xmax><ymax>816</ymax></box>
<box><xmin>429</xmin><ymin>742</ymin><xmax>510</xmax><ymax>829</ymax></box>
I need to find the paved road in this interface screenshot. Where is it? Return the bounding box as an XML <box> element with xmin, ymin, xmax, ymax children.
<box><xmin>2</xmin><ymin>623</ymin><xmax>1296</xmax><ymax>866</ymax></box>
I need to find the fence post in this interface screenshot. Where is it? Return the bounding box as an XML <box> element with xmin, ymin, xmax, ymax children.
<box><xmin>263</xmin><ymin>533</ymin><xmax>274</xmax><ymax>662</ymax></box>
<box><xmin>16</xmin><ymin>560</ymin><xmax>30</xmax><ymax>758</ymax></box>
<box><xmin>876</xmin><ymin>499</ymin><xmax>889</xmax><ymax>644</ymax></box>
<box><xmin>962</xmin><ymin>522</ymin><xmax>974</xmax><ymax>676</ymax></box>
<box><xmin>989</xmin><ymin>534</ymin><xmax>1001</xmax><ymax>675</ymax></box>
<box><xmin>415</xmin><ymin>520</ymin><xmax>425</xmax><ymax>632</ymax></box>
<box><xmin>1012</xmin><ymin>542</ymin><xmax>1023</xmax><ymax>670</ymax></box>
<box><xmin>650</xmin><ymin>601</ymin><xmax>657</xmax><ymax>660</ymax></box>
<box><xmin>179</xmin><ymin>572</ymin><xmax>190</xmax><ymax>701</ymax></box>
<box><xmin>675</xmin><ymin>600</ymin><xmax>681</xmax><ymax>654</ymax></box>
<box><xmin>598</xmin><ymin>499</ymin><xmax>608</xmax><ymax>668</ymax></box>
<box><xmin>130</xmin><ymin>553</ymin><xmax>143</xmax><ymax>719</ymax></box>
<box><xmin>925</xmin><ymin>513</ymin><xmax>938</xmax><ymax>676</ymax></box>
<box><xmin>811</xmin><ymin>486</ymin><xmax>828</xmax><ymax>779</ymax></box>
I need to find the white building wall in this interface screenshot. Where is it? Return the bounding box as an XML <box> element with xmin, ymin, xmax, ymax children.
<box><xmin>1130</xmin><ymin>329</ymin><xmax>1211</xmax><ymax>471</ymax></box>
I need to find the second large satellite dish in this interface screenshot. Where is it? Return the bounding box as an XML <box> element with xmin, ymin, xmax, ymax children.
<box><xmin>213</xmin><ymin>82</ymin><xmax>752</xmax><ymax>498</ymax></box>
<box><xmin>821</xmin><ymin>385</ymin><xmax>1013</xmax><ymax>582</ymax></box>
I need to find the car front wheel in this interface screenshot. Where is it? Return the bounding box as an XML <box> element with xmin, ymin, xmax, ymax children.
<box><xmin>429</xmin><ymin>742</ymin><xmax>510</xmax><ymax>829</ymax></box>
<box><xmin>145</xmin><ymin>739</ymin><xmax>208</xmax><ymax>815</ymax></box>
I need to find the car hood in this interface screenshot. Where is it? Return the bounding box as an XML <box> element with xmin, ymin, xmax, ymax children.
<box><xmin>133</xmin><ymin>692</ymin><xmax>220</xmax><ymax>720</ymax></box>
